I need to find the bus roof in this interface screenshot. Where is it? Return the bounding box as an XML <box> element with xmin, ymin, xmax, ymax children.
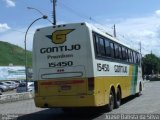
<box><xmin>85</xmin><ymin>23</ymin><xmax>139</xmax><ymax>53</ymax></box>
<box><xmin>36</xmin><ymin>22</ymin><xmax>139</xmax><ymax>53</ymax></box>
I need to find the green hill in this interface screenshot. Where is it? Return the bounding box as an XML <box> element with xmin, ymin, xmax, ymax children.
<box><xmin>0</xmin><ymin>41</ymin><xmax>32</xmax><ymax>66</ymax></box>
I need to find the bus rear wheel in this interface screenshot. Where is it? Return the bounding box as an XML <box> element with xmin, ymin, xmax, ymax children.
<box><xmin>107</xmin><ymin>90</ymin><xmax>114</xmax><ymax>111</ymax></box>
<box><xmin>136</xmin><ymin>83</ymin><xmax>142</xmax><ymax>97</ymax></box>
<box><xmin>115</xmin><ymin>88</ymin><xmax>121</xmax><ymax>108</ymax></box>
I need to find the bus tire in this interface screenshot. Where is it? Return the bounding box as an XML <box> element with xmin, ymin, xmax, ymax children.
<box><xmin>136</xmin><ymin>83</ymin><xmax>142</xmax><ymax>97</ymax></box>
<box><xmin>115</xmin><ymin>88</ymin><xmax>121</xmax><ymax>108</ymax></box>
<box><xmin>107</xmin><ymin>90</ymin><xmax>114</xmax><ymax>111</ymax></box>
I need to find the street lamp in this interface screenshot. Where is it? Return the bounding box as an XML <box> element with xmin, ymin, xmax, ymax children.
<box><xmin>27</xmin><ymin>7</ymin><xmax>53</xmax><ymax>25</ymax></box>
<box><xmin>24</xmin><ymin>15</ymin><xmax>47</xmax><ymax>92</ymax></box>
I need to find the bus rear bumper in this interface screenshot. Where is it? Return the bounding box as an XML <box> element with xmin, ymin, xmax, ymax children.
<box><xmin>34</xmin><ymin>95</ymin><xmax>104</xmax><ymax>108</ymax></box>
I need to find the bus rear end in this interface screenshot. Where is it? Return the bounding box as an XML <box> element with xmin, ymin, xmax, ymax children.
<box><xmin>33</xmin><ymin>23</ymin><xmax>96</xmax><ymax>108</ymax></box>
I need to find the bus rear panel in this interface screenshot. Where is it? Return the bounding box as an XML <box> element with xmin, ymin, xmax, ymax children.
<box><xmin>33</xmin><ymin>23</ymin><xmax>101</xmax><ymax>108</ymax></box>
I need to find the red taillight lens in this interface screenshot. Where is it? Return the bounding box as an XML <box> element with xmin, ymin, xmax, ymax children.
<box><xmin>88</xmin><ymin>77</ymin><xmax>94</xmax><ymax>91</ymax></box>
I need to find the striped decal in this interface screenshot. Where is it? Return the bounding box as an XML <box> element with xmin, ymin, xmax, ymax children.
<box><xmin>131</xmin><ymin>65</ymin><xmax>138</xmax><ymax>94</ymax></box>
<box><xmin>40</xmin><ymin>80</ymin><xmax>84</xmax><ymax>85</ymax></box>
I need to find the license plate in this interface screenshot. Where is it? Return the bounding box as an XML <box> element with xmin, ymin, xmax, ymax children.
<box><xmin>61</xmin><ymin>85</ymin><xmax>71</xmax><ymax>90</ymax></box>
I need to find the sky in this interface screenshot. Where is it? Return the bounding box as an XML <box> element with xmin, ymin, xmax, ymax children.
<box><xmin>0</xmin><ymin>0</ymin><xmax>160</xmax><ymax>56</ymax></box>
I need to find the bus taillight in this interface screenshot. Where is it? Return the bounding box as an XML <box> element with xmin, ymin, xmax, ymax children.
<box><xmin>88</xmin><ymin>77</ymin><xmax>94</xmax><ymax>91</ymax></box>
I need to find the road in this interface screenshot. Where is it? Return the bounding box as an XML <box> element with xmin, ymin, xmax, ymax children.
<box><xmin>0</xmin><ymin>81</ymin><xmax>160</xmax><ymax>120</ymax></box>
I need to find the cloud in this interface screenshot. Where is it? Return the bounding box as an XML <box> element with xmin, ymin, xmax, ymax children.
<box><xmin>0</xmin><ymin>24</ymin><xmax>48</xmax><ymax>51</ymax></box>
<box><xmin>0</xmin><ymin>28</ymin><xmax>34</xmax><ymax>50</ymax></box>
<box><xmin>155</xmin><ymin>10</ymin><xmax>160</xmax><ymax>17</ymax></box>
<box><xmin>118</xmin><ymin>17</ymin><xmax>160</xmax><ymax>56</ymax></box>
<box><xmin>3</xmin><ymin>0</ymin><xmax>16</xmax><ymax>7</ymax></box>
<box><xmin>0</xmin><ymin>23</ymin><xmax>11</xmax><ymax>32</ymax></box>
<box><xmin>94</xmin><ymin>10</ymin><xmax>160</xmax><ymax>56</ymax></box>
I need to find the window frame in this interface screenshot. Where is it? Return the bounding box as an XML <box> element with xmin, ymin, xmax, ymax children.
<box><xmin>92</xmin><ymin>31</ymin><xmax>141</xmax><ymax>65</ymax></box>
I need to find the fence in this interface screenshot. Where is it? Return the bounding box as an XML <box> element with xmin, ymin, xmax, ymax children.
<box><xmin>0</xmin><ymin>92</ymin><xmax>34</xmax><ymax>104</ymax></box>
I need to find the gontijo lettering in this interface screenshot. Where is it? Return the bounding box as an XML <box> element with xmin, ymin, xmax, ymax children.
<box><xmin>40</xmin><ymin>44</ymin><xmax>81</xmax><ymax>54</ymax></box>
<box><xmin>114</xmin><ymin>65</ymin><xmax>127</xmax><ymax>73</ymax></box>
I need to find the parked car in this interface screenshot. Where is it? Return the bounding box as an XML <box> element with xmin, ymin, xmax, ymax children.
<box><xmin>1</xmin><ymin>82</ymin><xmax>15</xmax><ymax>90</ymax></box>
<box><xmin>16</xmin><ymin>82</ymin><xmax>34</xmax><ymax>93</ymax></box>
<box><xmin>5</xmin><ymin>81</ymin><xmax>18</xmax><ymax>89</ymax></box>
<box><xmin>0</xmin><ymin>85</ymin><xmax>8</xmax><ymax>92</ymax></box>
<box><xmin>0</xmin><ymin>82</ymin><xmax>10</xmax><ymax>91</ymax></box>
<box><xmin>13</xmin><ymin>80</ymin><xmax>20</xmax><ymax>85</ymax></box>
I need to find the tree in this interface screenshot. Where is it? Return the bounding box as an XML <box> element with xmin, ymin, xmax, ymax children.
<box><xmin>142</xmin><ymin>54</ymin><xmax>160</xmax><ymax>75</ymax></box>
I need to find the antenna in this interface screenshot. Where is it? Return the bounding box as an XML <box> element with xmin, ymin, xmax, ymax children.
<box><xmin>113</xmin><ymin>24</ymin><xmax>116</xmax><ymax>37</ymax></box>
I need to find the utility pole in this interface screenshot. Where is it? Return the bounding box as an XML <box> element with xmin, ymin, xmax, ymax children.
<box><xmin>113</xmin><ymin>24</ymin><xmax>116</xmax><ymax>37</ymax></box>
<box><xmin>51</xmin><ymin>0</ymin><xmax>57</xmax><ymax>25</ymax></box>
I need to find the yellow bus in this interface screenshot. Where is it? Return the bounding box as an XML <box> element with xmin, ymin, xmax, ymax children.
<box><xmin>33</xmin><ymin>22</ymin><xmax>143</xmax><ymax>111</ymax></box>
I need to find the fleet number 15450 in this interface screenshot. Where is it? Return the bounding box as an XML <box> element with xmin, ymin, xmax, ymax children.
<box><xmin>49</xmin><ymin>61</ymin><xmax>73</xmax><ymax>67</ymax></box>
<box><xmin>97</xmin><ymin>63</ymin><xmax>110</xmax><ymax>71</ymax></box>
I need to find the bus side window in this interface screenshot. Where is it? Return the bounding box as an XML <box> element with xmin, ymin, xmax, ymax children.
<box><xmin>122</xmin><ymin>47</ymin><xmax>126</xmax><ymax>61</ymax></box>
<box><xmin>93</xmin><ymin>34</ymin><xmax>100</xmax><ymax>56</ymax></box>
<box><xmin>104</xmin><ymin>39</ymin><xmax>111</xmax><ymax>57</ymax></box>
<box><xmin>138</xmin><ymin>53</ymin><xmax>141</xmax><ymax>65</ymax></box>
<box><xmin>136</xmin><ymin>53</ymin><xmax>139</xmax><ymax>64</ymax></box>
<box><xmin>119</xmin><ymin>46</ymin><xmax>122</xmax><ymax>59</ymax></box>
<box><xmin>131</xmin><ymin>51</ymin><xmax>134</xmax><ymax>63</ymax></box>
<box><xmin>98</xmin><ymin>37</ymin><xmax>105</xmax><ymax>56</ymax></box>
<box><xmin>128</xmin><ymin>49</ymin><xmax>132</xmax><ymax>63</ymax></box>
<box><xmin>133</xmin><ymin>52</ymin><xmax>136</xmax><ymax>64</ymax></box>
<box><xmin>125</xmin><ymin>48</ymin><xmax>128</xmax><ymax>62</ymax></box>
<box><xmin>110</xmin><ymin>42</ymin><xmax>115</xmax><ymax>58</ymax></box>
<box><xmin>114</xmin><ymin>43</ymin><xmax>120</xmax><ymax>59</ymax></box>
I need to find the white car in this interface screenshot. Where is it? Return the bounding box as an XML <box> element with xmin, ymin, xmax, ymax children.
<box><xmin>0</xmin><ymin>83</ymin><xmax>9</xmax><ymax>92</ymax></box>
<box><xmin>16</xmin><ymin>82</ymin><xmax>34</xmax><ymax>93</ymax></box>
<box><xmin>5</xmin><ymin>81</ymin><xmax>17</xmax><ymax>89</ymax></box>
<box><xmin>0</xmin><ymin>82</ymin><xmax>13</xmax><ymax>90</ymax></box>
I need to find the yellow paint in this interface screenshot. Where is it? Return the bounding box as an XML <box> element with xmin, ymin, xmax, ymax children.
<box><xmin>33</xmin><ymin>22</ymin><xmax>143</xmax><ymax>108</ymax></box>
<box><xmin>34</xmin><ymin>67</ymin><xmax>135</xmax><ymax>108</ymax></box>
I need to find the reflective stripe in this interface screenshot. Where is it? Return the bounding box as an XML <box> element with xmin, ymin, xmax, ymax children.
<box><xmin>40</xmin><ymin>80</ymin><xmax>84</xmax><ymax>85</ymax></box>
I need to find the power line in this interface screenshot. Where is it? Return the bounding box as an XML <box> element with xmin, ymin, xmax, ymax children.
<box><xmin>14</xmin><ymin>0</ymin><xmax>30</xmax><ymax>6</ymax></box>
<box><xmin>15</xmin><ymin>0</ymin><xmax>53</xmax><ymax>24</ymax></box>
<box><xmin>58</xmin><ymin>2</ymin><xmax>89</xmax><ymax>20</ymax></box>
<box><xmin>58</xmin><ymin>1</ymin><xmax>111</xmax><ymax>30</ymax></box>
<box><xmin>27</xmin><ymin>7</ymin><xmax>53</xmax><ymax>25</ymax></box>
<box><xmin>58</xmin><ymin>1</ymin><xmax>151</xmax><ymax>55</ymax></box>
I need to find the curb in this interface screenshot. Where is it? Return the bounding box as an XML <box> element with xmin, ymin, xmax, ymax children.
<box><xmin>0</xmin><ymin>92</ymin><xmax>34</xmax><ymax>104</ymax></box>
